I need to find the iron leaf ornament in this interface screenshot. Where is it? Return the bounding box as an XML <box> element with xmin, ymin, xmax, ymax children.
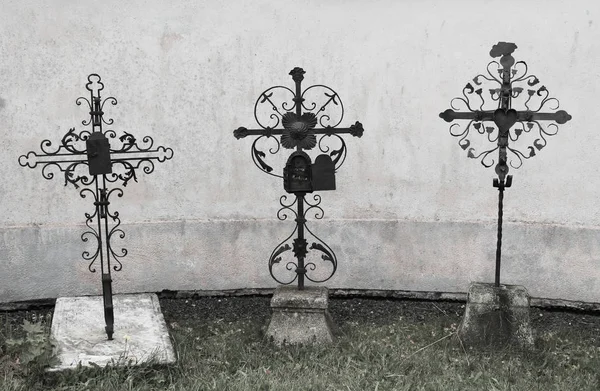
<box><xmin>281</xmin><ymin>112</ymin><xmax>318</xmax><ymax>149</ymax></box>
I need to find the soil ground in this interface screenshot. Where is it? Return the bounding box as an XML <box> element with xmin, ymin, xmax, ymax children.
<box><xmin>3</xmin><ymin>296</ymin><xmax>600</xmax><ymax>340</ymax></box>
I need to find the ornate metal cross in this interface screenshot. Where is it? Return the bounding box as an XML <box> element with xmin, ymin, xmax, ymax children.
<box><xmin>18</xmin><ymin>74</ymin><xmax>173</xmax><ymax>339</ymax></box>
<box><xmin>234</xmin><ymin>67</ymin><xmax>364</xmax><ymax>290</ymax></box>
<box><xmin>440</xmin><ymin>42</ymin><xmax>572</xmax><ymax>287</ymax></box>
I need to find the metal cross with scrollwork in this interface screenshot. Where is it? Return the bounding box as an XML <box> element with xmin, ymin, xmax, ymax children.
<box><xmin>440</xmin><ymin>42</ymin><xmax>572</xmax><ymax>287</ymax></box>
<box><xmin>234</xmin><ymin>67</ymin><xmax>364</xmax><ymax>290</ymax></box>
<box><xmin>18</xmin><ymin>74</ymin><xmax>173</xmax><ymax>339</ymax></box>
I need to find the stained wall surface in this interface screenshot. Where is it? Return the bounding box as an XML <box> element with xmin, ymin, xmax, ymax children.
<box><xmin>2</xmin><ymin>0</ymin><xmax>600</xmax><ymax>303</ymax></box>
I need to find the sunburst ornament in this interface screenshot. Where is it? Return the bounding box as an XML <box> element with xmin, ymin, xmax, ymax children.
<box><xmin>281</xmin><ymin>112</ymin><xmax>318</xmax><ymax>149</ymax></box>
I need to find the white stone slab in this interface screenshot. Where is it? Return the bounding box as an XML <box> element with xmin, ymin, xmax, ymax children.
<box><xmin>49</xmin><ymin>293</ymin><xmax>175</xmax><ymax>371</ymax></box>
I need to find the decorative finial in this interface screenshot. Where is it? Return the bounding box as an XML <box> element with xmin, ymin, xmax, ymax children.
<box><xmin>490</xmin><ymin>42</ymin><xmax>518</xmax><ymax>69</ymax></box>
<box><xmin>85</xmin><ymin>74</ymin><xmax>105</xmax><ymax>97</ymax></box>
<box><xmin>289</xmin><ymin>67</ymin><xmax>305</xmax><ymax>83</ymax></box>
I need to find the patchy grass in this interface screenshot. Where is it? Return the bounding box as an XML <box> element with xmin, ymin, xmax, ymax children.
<box><xmin>1</xmin><ymin>297</ymin><xmax>599</xmax><ymax>390</ymax></box>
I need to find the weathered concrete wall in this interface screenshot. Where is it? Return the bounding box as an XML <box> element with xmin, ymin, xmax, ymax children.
<box><xmin>1</xmin><ymin>0</ymin><xmax>599</xmax><ymax>303</ymax></box>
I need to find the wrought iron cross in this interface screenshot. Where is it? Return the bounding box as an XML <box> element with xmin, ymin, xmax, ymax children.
<box><xmin>234</xmin><ymin>67</ymin><xmax>364</xmax><ymax>290</ymax></box>
<box><xmin>18</xmin><ymin>74</ymin><xmax>173</xmax><ymax>339</ymax></box>
<box><xmin>440</xmin><ymin>42</ymin><xmax>572</xmax><ymax>287</ymax></box>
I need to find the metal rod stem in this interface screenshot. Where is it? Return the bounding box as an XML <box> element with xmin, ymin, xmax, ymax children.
<box><xmin>495</xmin><ymin>183</ymin><xmax>505</xmax><ymax>287</ymax></box>
<box><xmin>100</xmin><ymin>174</ymin><xmax>114</xmax><ymax>339</ymax></box>
<box><xmin>102</xmin><ymin>175</ymin><xmax>111</xmax><ymax>274</ymax></box>
<box><xmin>95</xmin><ymin>177</ymin><xmax>105</xmax><ymax>275</ymax></box>
<box><xmin>297</xmin><ymin>195</ymin><xmax>305</xmax><ymax>290</ymax></box>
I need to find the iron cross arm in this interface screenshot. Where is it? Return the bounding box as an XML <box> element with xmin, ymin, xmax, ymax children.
<box><xmin>233</xmin><ymin>122</ymin><xmax>364</xmax><ymax>139</ymax></box>
<box><xmin>19</xmin><ymin>138</ymin><xmax>174</xmax><ymax>188</ymax></box>
<box><xmin>439</xmin><ymin>108</ymin><xmax>572</xmax><ymax>125</ymax></box>
<box><xmin>19</xmin><ymin>147</ymin><xmax>173</xmax><ymax>167</ymax></box>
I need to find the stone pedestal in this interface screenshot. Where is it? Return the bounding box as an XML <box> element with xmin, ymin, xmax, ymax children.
<box><xmin>458</xmin><ymin>282</ymin><xmax>533</xmax><ymax>347</ymax></box>
<box><xmin>49</xmin><ymin>293</ymin><xmax>176</xmax><ymax>371</ymax></box>
<box><xmin>266</xmin><ymin>285</ymin><xmax>337</xmax><ymax>345</ymax></box>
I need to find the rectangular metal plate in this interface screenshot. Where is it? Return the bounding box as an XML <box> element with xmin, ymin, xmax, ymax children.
<box><xmin>86</xmin><ymin>134</ymin><xmax>112</xmax><ymax>176</ymax></box>
<box><xmin>312</xmin><ymin>154</ymin><xmax>336</xmax><ymax>191</ymax></box>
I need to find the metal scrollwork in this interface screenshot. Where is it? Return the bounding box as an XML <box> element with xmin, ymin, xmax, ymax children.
<box><xmin>235</xmin><ymin>67</ymin><xmax>364</xmax><ymax>289</ymax></box>
<box><xmin>253</xmin><ymin>86</ymin><xmax>297</xmax><ymax>129</ymax></box>
<box><xmin>277</xmin><ymin>195</ymin><xmax>298</xmax><ymax>220</ymax></box>
<box><xmin>318</xmin><ymin>134</ymin><xmax>347</xmax><ymax>171</ymax></box>
<box><xmin>80</xmin><ymin>187</ymin><xmax>101</xmax><ymax>272</ymax></box>
<box><xmin>104</xmin><ymin>188</ymin><xmax>126</xmax><ymax>272</ymax></box>
<box><xmin>250</xmin><ymin>135</ymin><xmax>282</xmax><ymax>178</ymax></box>
<box><xmin>18</xmin><ymin>74</ymin><xmax>173</xmax><ymax>340</ymax></box>
<box><xmin>269</xmin><ymin>194</ymin><xmax>337</xmax><ymax>286</ymax></box>
<box><xmin>300</xmin><ymin>84</ymin><xmax>345</xmax><ymax>128</ymax></box>
<box><xmin>304</xmin><ymin>194</ymin><xmax>324</xmax><ymax>220</ymax></box>
<box><xmin>18</xmin><ymin>127</ymin><xmax>92</xmax><ymax>188</ymax></box>
<box><xmin>439</xmin><ymin>42</ymin><xmax>572</xmax><ymax>288</ymax></box>
<box><xmin>441</xmin><ymin>43</ymin><xmax>571</xmax><ymax>172</ymax></box>
<box><xmin>234</xmin><ymin>67</ymin><xmax>363</xmax><ymax>177</ymax></box>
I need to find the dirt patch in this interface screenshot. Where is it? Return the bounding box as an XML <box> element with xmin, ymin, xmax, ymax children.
<box><xmin>2</xmin><ymin>296</ymin><xmax>600</xmax><ymax>341</ymax></box>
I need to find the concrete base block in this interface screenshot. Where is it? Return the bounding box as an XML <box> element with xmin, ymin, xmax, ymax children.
<box><xmin>458</xmin><ymin>282</ymin><xmax>534</xmax><ymax>347</ymax></box>
<box><xmin>49</xmin><ymin>293</ymin><xmax>176</xmax><ymax>371</ymax></box>
<box><xmin>266</xmin><ymin>285</ymin><xmax>337</xmax><ymax>346</ymax></box>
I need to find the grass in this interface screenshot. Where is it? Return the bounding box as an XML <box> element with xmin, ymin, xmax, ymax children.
<box><xmin>1</xmin><ymin>299</ymin><xmax>599</xmax><ymax>391</ymax></box>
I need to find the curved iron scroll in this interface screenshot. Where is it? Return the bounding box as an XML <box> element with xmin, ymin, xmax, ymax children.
<box><xmin>19</xmin><ymin>75</ymin><xmax>174</xmax><ymax>189</ymax></box>
<box><xmin>268</xmin><ymin>194</ymin><xmax>337</xmax><ymax>286</ymax></box>
<box><xmin>18</xmin><ymin>73</ymin><xmax>174</xmax><ymax>275</ymax></box>
<box><xmin>80</xmin><ymin>185</ymin><xmax>126</xmax><ymax>274</ymax></box>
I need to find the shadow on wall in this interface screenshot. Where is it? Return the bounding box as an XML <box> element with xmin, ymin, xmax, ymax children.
<box><xmin>0</xmin><ymin>97</ymin><xmax>5</xmax><ymax>110</ymax></box>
